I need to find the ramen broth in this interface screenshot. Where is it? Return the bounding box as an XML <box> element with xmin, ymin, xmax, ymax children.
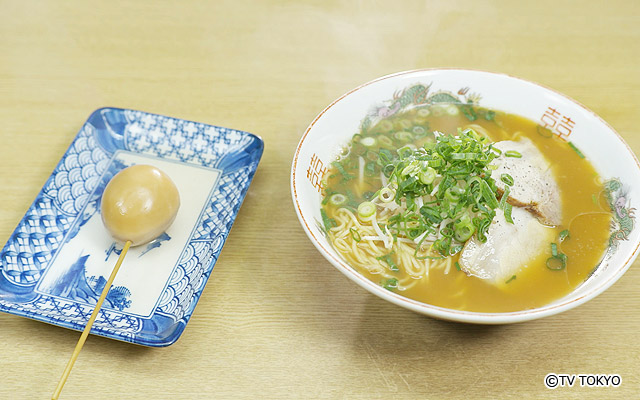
<box><xmin>321</xmin><ymin>104</ymin><xmax>611</xmax><ymax>312</ymax></box>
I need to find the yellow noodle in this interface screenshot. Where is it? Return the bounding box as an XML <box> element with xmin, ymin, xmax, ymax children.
<box><xmin>327</xmin><ymin>207</ymin><xmax>449</xmax><ymax>291</ymax></box>
<box><xmin>510</xmin><ymin>130</ymin><xmax>523</xmax><ymax>141</ymax></box>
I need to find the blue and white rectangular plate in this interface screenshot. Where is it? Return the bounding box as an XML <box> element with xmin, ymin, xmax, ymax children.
<box><xmin>0</xmin><ymin>108</ymin><xmax>263</xmax><ymax>347</ymax></box>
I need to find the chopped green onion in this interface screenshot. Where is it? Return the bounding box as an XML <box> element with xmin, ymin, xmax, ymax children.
<box><xmin>433</xmin><ymin>237</ymin><xmax>451</xmax><ymax>254</ymax></box>
<box><xmin>378</xmin><ymin>188</ymin><xmax>394</xmax><ymax>203</ymax></box>
<box><xmin>357</xmin><ymin>201</ymin><xmax>376</xmax><ymax>220</ymax></box>
<box><xmin>377</xmin><ymin>148</ymin><xmax>393</xmax><ymax>164</ymax></box>
<box><xmin>332</xmin><ymin>161</ymin><xmax>353</xmax><ymax>181</ymax></box>
<box><xmin>401</xmin><ymin>164</ymin><xmax>416</xmax><ymax>177</ymax></box>
<box><xmin>568</xmin><ymin>142</ymin><xmax>585</xmax><ymax>158</ymax></box>
<box><xmin>536</xmin><ymin>125</ymin><xmax>553</xmax><ymax>138</ymax></box>
<box><xmin>376</xmin><ymin>252</ymin><xmax>399</xmax><ymax>271</ymax></box>
<box><xmin>365</xmin><ymin>150</ymin><xmax>378</xmax><ymax>162</ymax></box>
<box><xmin>480</xmin><ymin>180</ymin><xmax>499</xmax><ymax>209</ymax></box>
<box><xmin>393</xmin><ymin>131</ymin><xmax>414</xmax><ymax>142</ymax></box>
<box><xmin>559</xmin><ymin>229</ymin><xmax>570</xmax><ymax>242</ymax></box>
<box><xmin>418</xmin><ymin>167</ymin><xmax>436</xmax><ymax>184</ymax></box>
<box><xmin>445</xmin><ymin>186</ymin><xmax>465</xmax><ymax>202</ymax></box>
<box><xmin>420</xmin><ymin>205</ymin><xmax>443</xmax><ymax>225</ymax></box>
<box><xmin>350</xmin><ymin>227</ymin><xmax>362</xmax><ymax>242</ymax></box>
<box><xmin>503</xmin><ymin>203</ymin><xmax>514</xmax><ymax>224</ymax></box>
<box><xmin>329</xmin><ymin>193</ymin><xmax>347</xmax><ymax>206</ymax></box>
<box><xmin>500</xmin><ymin>173</ymin><xmax>514</xmax><ymax>186</ymax></box>
<box><xmin>381</xmin><ymin>278</ymin><xmax>398</xmax><ymax>290</ymax></box>
<box><xmin>546</xmin><ymin>254</ymin><xmax>567</xmax><ymax>271</ymax></box>
<box><xmin>504</xmin><ymin>150</ymin><xmax>522</xmax><ymax>158</ymax></box>
<box><xmin>454</xmin><ymin>221</ymin><xmax>475</xmax><ymax>242</ymax></box>
<box><xmin>455</xmin><ymin>261</ymin><xmax>461</xmax><ymax>271</ymax></box>
<box><xmin>397</xmin><ymin>146</ymin><xmax>414</xmax><ymax>159</ymax></box>
<box><xmin>412</xmin><ymin>126</ymin><xmax>426</xmax><ymax>135</ymax></box>
<box><xmin>449</xmin><ymin>244</ymin><xmax>463</xmax><ymax>255</ymax></box>
<box><xmin>445</xmin><ymin>104</ymin><xmax>459</xmax><ymax>116</ymax></box>
<box><xmin>506</xmin><ymin>275</ymin><xmax>517</xmax><ymax>284</ymax></box>
<box><xmin>450</xmin><ymin>152</ymin><xmax>477</xmax><ymax>160</ymax></box>
<box><xmin>378</xmin><ymin>135</ymin><xmax>393</xmax><ymax>147</ymax></box>
<box><xmin>321</xmin><ymin>190</ymin><xmax>334</xmax><ymax>205</ymax></box>
<box><xmin>360</xmin><ymin>136</ymin><xmax>377</xmax><ymax>147</ymax></box>
<box><xmin>364</xmin><ymin>161</ymin><xmax>377</xmax><ymax>177</ymax></box>
<box><xmin>440</xmin><ymin>227</ymin><xmax>454</xmax><ymax>238</ymax></box>
<box><xmin>460</xmin><ymin>104</ymin><xmax>477</xmax><ymax>121</ymax></box>
<box><xmin>499</xmin><ymin>186</ymin><xmax>511</xmax><ymax>210</ymax></box>
<box><xmin>375</xmin><ymin>130</ymin><xmax>505</xmax><ymax>256</ymax></box>
<box><xmin>427</xmin><ymin>158</ymin><xmax>445</xmax><ymax>168</ymax></box>
<box><xmin>484</xmin><ymin>110</ymin><xmax>496</xmax><ymax>121</ymax></box>
<box><xmin>405</xmin><ymin>195</ymin><xmax>416</xmax><ymax>212</ymax></box>
<box><xmin>547</xmin><ymin>242</ymin><xmax>568</xmax><ymax>270</ymax></box>
<box><xmin>320</xmin><ymin>209</ymin><xmax>336</xmax><ymax>232</ymax></box>
<box><xmin>474</xmin><ymin>216</ymin><xmax>492</xmax><ymax>243</ymax></box>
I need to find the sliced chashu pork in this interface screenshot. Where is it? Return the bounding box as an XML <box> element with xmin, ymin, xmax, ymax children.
<box><xmin>459</xmin><ymin>207</ymin><xmax>555</xmax><ymax>285</ymax></box>
<box><xmin>492</xmin><ymin>138</ymin><xmax>562</xmax><ymax>226</ymax></box>
<box><xmin>459</xmin><ymin>138</ymin><xmax>563</xmax><ymax>285</ymax></box>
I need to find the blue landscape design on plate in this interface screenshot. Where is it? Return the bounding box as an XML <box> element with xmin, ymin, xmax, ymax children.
<box><xmin>46</xmin><ymin>253</ymin><xmax>132</xmax><ymax>311</ymax></box>
<box><xmin>0</xmin><ymin>108</ymin><xmax>263</xmax><ymax>346</ymax></box>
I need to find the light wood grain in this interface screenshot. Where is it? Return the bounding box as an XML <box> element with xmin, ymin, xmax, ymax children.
<box><xmin>1</xmin><ymin>1</ymin><xmax>639</xmax><ymax>399</ymax></box>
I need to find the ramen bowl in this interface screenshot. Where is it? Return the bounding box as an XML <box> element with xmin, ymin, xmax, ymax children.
<box><xmin>291</xmin><ymin>69</ymin><xmax>640</xmax><ymax>324</ymax></box>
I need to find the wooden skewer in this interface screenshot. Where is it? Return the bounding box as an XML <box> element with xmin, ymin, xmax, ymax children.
<box><xmin>51</xmin><ymin>164</ymin><xmax>180</xmax><ymax>398</ymax></box>
<box><xmin>51</xmin><ymin>240</ymin><xmax>132</xmax><ymax>400</ymax></box>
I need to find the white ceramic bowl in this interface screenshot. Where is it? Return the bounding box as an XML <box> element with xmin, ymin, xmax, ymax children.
<box><xmin>291</xmin><ymin>69</ymin><xmax>640</xmax><ymax>324</ymax></box>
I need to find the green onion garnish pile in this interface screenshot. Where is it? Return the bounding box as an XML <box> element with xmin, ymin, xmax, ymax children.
<box><xmin>371</xmin><ymin>128</ymin><xmax>512</xmax><ymax>257</ymax></box>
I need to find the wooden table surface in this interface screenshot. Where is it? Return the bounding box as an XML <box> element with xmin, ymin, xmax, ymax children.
<box><xmin>1</xmin><ymin>1</ymin><xmax>638</xmax><ymax>399</ymax></box>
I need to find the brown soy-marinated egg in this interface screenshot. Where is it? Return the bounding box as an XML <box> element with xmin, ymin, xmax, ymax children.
<box><xmin>101</xmin><ymin>165</ymin><xmax>180</xmax><ymax>246</ymax></box>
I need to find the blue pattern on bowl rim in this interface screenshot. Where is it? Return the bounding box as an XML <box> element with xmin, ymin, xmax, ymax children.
<box><xmin>0</xmin><ymin>108</ymin><xmax>263</xmax><ymax>347</ymax></box>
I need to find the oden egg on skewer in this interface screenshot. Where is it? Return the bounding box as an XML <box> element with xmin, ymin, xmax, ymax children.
<box><xmin>101</xmin><ymin>164</ymin><xmax>181</xmax><ymax>246</ymax></box>
<box><xmin>52</xmin><ymin>165</ymin><xmax>180</xmax><ymax>400</ymax></box>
